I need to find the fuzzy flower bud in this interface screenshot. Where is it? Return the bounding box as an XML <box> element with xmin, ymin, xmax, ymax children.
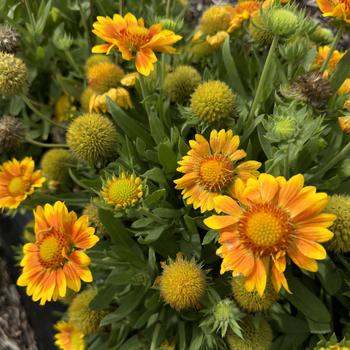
<box><xmin>310</xmin><ymin>26</ymin><xmax>334</xmax><ymax>45</ymax></box>
<box><xmin>84</xmin><ymin>54</ymin><xmax>111</xmax><ymax>73</ymax></box>
<box><xmin>0</xmin><ymin>115</ymin><xmax>24</xmax><ymax>150</ymax></box>
<box><xmin>200</xmin><ymin>5</ymin><xmax>234</xmax><ymax>35</ymax></box>
<box><xmin>248</xmin><ymin>15</ymin><xmax>273</xmax><ymax>45</ymax></box>
<box><xmin>0</xmin><ymin>24</ymin><xmax>20</xmax><ymax>54</ymax></box>
<box><xmin>0</xmin><ymin>52</ymin><xmax>27</xmax><ymax>97</ymax></box>
<box><xmin>271</xmin><ymin>116</ymin><xmax>297</xmax><ymax>141</ymax></box>
<box><xmin>191</xmin><ymin>80</ymin><xmax>236</xmax><ymax>123</ymax></box>
<box><xmin>67</xmin><ymin>113</ymin><xmax>118</xmax><ymax>165</ymax></box>
<box><xmin>164</xmin><ymin>65</ymin><xmax>201</xmax><ymax>105</ymax></box>
<box><xmin>267</xmin><ymin>9</ymin><xmax>299</xmax><ymax>36</ymax></box>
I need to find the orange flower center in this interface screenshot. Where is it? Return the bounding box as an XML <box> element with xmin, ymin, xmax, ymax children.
<box><xmin>8</xmin><ymin>177</ymin><xmax>27</xmax><ymax>195</ymax></box>
<box><xmin>123</xmin><ymin>26</ymin><xmax>151</xmax><ymax>52</ymax></box>
<box><xmin>199</xmin><ymin>155</ymin><xmax>234</xmax><ymax>191</ymax></box>
<box><xmin>239</xmin><ymin>204</ymin><xmax>292</xmax><ymax>255</ymax></box>
<box><xmin>38</xmin><ymin>234</ymin><xmax>66</xmax><ymax>269</ymax></box>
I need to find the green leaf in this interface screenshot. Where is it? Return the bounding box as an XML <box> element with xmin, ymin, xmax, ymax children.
<box><xmin>107</xmin><ymin>97</ymin><xmax>154</xmax><ymax>146</ymax></box>
<box><xmin>143</xmin><ymin>168</ymin><xmax>167</xmax><ymax>186</ymax></box>
<box><xmin>144</xmin><ymin>189</ymin><xmax>166</xmax><ymax>206</ymax></box>
<box><xmin>149</xmin><ymin>111</ymin><xmax>167</xmax><ymax>143</ymax></box>
<box><xmin>100</xmin><ymin>287</ymin><xmax>146</xmax><ymax>325</ymax></box>
<box><xmin>157</xmin><ymin>143</ymin><xmax>178</xmax><ymax>176</ymax></box>
<box><xmin>90</xmin><ymin>285</ymin><xmax>120</xmax><ymax>310</ymax></box>
<box><xmin>285</xmin><ymin>276</ymin><xmax>331</xmax><ymax>333</ymax></box>
<box><xmin>119</xmin><ymin>335</ymin><xmax>144</xmax><ymax>350</ymax></box>
<box><xmin>317</xmin><ymin>259</ymin><xmax>343</xmax><ymax>295</ymax></box>
<box><xmin>202</xmin><ymin>230</ymin><xmax>218</xmax><ymax>245</ymax></box>
<box><xmin>222</xmin><ymin>38</ymin><xmax>246</xmax><ymax>96</ymax></box>
<box><xmin>330</xmin><ymin>50</ymin><xmax>350</xmax><ymax>91</ymax></box>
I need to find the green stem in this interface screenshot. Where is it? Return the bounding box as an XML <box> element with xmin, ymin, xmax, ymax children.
<box><xmin>23</xmin><ymin>0</ymin><xmax>36</xmax><ymax>32</ymax></box>
<box><xmin>166</xmin><ymin>0</ymin><xmax>171</xmax><ymax>17</ymax></box>
<box><xmin>21</xmin><ymin>95</ymin><xmax>67</xmax><ymax>129</ymax></box>
<box><xmin>284</xmin><ymin>145</ymin><xmax>290</xmax><ymax>178</ymax></box>
<box><xmin>78</xmin><ymin>0</ymin><xmax>91</xmax><ymax>51</ymax></box>
<box><xmin>119</xmin><ymin>0</ymin><xmax>123</xmax><ymax>15</ymax></box>
<box><xmin>320</xmin><ymin>26</ymin><xmax>344</xmax><ymax>73</ymax></box>
<box><xmin>248</xmin><ymin>36</ymin><xmax>278</xmax><ymax>120</ymax></box>
<box><xmin>64</xmin><ymin>51</ymin><xmax>83</xmax><ymax>77</ymax></box>
<box><xmin>25</xmin><ymin>136</ymin><xmax>68</xmax><ymax>148</ymax></box>
<box><xmin>139</xmin><ymin>76</ymin><xmax>151</xmax><ymax>116</ymax></box>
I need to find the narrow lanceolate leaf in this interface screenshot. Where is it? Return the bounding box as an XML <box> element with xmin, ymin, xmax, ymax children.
<box><xmin>330</xmin><ymin>50</ymin><xmax>350</xmax><ymax>91</ymax></box>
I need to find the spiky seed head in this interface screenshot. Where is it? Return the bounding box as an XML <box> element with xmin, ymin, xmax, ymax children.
<box><xmin>164</xmin><ymin>65</ymin><xmax>201</xmax><ymax>105</ymax></box>
<box><xmin>66</xmin><ymin>113</ymin><xmax>118</xmax><ymax>165</ymax></box>
<box><xmin>0</xmin><ymin>24</ymin><xmax>20</xmax><ymax>54</ymax></box>
<box><xmin>310</xmin><ymin>26</ymin><xmax>334</xmax><ymax>45</ymax></box>
<box><xmin>84</xmin><ymin>54</ymin><xmax>111</xmax><ymax>73</ymax></box>
<box><xmin>249</xmin><ymin>15</ymin><xmax>273</xmax><ymax>45</ymax></box>
<box><xmin>267</xmin><ymin>9</ymin><xmax>299</xmax><ymax>36</ymax></box>
<box><xmin>200</xmin><ymin>5</ymin><xmax>233</xmax><ymax>35</ymax></box>
<box><xmin>191</xmin><ymin>80</ymin><xmax>236</xmax><ymax>123</ymax></box>
<box><xmin>0</xmin><ymin>52</ymin><xmax>27</xmax><ymax>96</ymax></box>
<box><xmin>0</xmin><ymin>115</ymin><xmax>24</xmax><ymax>150</ymax></box>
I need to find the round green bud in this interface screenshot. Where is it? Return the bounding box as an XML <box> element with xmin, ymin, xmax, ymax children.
<box><xmin>232</xmin><ymin>276</ymin><xmax>278</xmax><ymax>312</ymax></box>
<box><xmin>191</xmin><ymin>80</ymin><xmax>235</xmax><ymax>123</ymax></box>
<box><xmin>68</xmin><ymin>288</ymin><xmax>107</xmax><ymax>335</ymax></box>
<box><xmin>83</xmin><ymin>200</ymin><xmax>106</xmax><ymax>236</ymax></box>
<box><xmin>159</xmin><ymin>18</ymin><xmax>183</xmax><ymax>32</ymax></box>
<box><xmin>0</xmin><ymin>24</ymin><xmax>20</xmax><ymax>54</ymax></box>
<box><xmin>66</xmin><ymin>113</ymin><xmax>118</xmax><ymax>165</ymax></box>
<box><xmin>226</xmin><ymin>318</ymin><xmax>273</xmax><ymax>350</ymax></box>
<box><xmin>164</xmin><ymin>65</ymin><xmax>201</xmax><ymax>105</ymax></box>
<box><xmin>249</xmin><ymin>15</ymin><xmax>273</xmax><ymax>45</ymax></box>
<box><xmin>84</xmin><ymin>54</ymin><xmax>111</xmax><ymax>73</ymax></box>
<box><xmin>280</xmin><ymin>36</ymin><xmax>310</xmax><ymax>62</ymax></box>
<box><xmin>190</xmin><ymin>41</ymin><xmax>214</xmax><ymax>61</ymax></box>
<box><xmin>0</xmin><ymin>115</ymin><xmax>24</xmax><ymax>150</ymax></box>
<box><xmin>310</xmin><ymin>26</ymin><xmax>334</xmax><ymax>45</ymax></box>
<box><xmin>326</xmin><ymin>195</ymin><xmax>350</xmax><ymax>253</ymax></box>
<box><xmin>80</xmin><ymin>86</ymin><xmax>94</xmax><ymax>112</ymax></box>
<box><xmin>272</xmin><ymin>116</ymin><xmax>297</xmax><ymax>141</ymax></box>
<box><xmin>214</xmin><ymin>299</ymin><xmax>237</xmax><ymax>322</ymax></box>
<box><xmin>268</xmin><ymin>9</ymin><xmax>299</xmax><ymax>36</ymax></box>
<box><xmin>0</xmin><ymin>52</ymin><xmax>27</xmax><ymax>97</ymax></box>
<box><xmin>200</xmin><ymin>5</ymin><xmax>233</xmax><ymax>35</ymax></box>
<box><xmin>41</xmin><ymin>148</ymin><xmax>74</xmax><ymax>186</ymax></box>
<box><xmin>87</xmin><ymin>61</ymin><xmax>124</xmax><ymax>94</ymax></box>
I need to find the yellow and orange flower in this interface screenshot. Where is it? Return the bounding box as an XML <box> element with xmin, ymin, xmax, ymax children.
<box><xmin>0</xmin><ymin>157</ymin><xmax>45</xmax><ymax>209</ymax></box>
<box><xmin>228</xmin><ymin>1</ymin><xmax>260</xmax><ymax>33</ymax></box>
<box><xmin>316</xmin><ymin>0</ymin><xmax>350</xmax><ymax>24</ymax></box>
<box><xmin>92</xmin><ymin>13</ymin><xmax>182</xmax><ymax>76</ymax></box>
<box><xmin>89</xmin><ymin>87</ymin><xmax>132</xmax><ymax>113</ymax></box>
<box><xmin>17</xmin><ymin>201</ymin><xmax>99</xmax><ymax>305</ymax></box>
<box><xmin>174</xmin><ymin>129</ymin><xmax>261</xmax><ymax>213</ymax></box>
<box><xmin>314</xmin><ymin>46</ymin><xmax>345</xmax><ymax>77</ymax></box>
<box><xmin>54</xmin><ymin>321</ymin><xmax>85</xmax><ymax>350</ymax></box>
<box><xmin>338</xmin><ymin>115</ymin><xmax>350</xmax><ymax>134</ymax></box>
<box><xmin>204</xmin><ymin>173</ymin><xmax>336</xmax><ymax>295</ymax></box>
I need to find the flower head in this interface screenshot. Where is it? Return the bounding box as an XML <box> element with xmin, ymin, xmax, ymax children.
<box><xmin>92</xmin><ymin>13</ymin><xmax>182</xmax><ymax>76</ymax></box>
<box><xmin>83</xmin><ymin>200</ymin><xmax>106</xmax><ymax>236</ymax></box>
<box><xmin>228</xmin><ymin>1</ymin><xmax>260</xmax><ymax>33</ymax></box>
<box><xmin>164</xmin><ymin>65</ymin><xmax>201</xmax><ymax>105</ymax></box>
<box><xmin>231</xmin><ymin>275</ymin><xmax>278</xmax><ymax>312</ymax></box>
<box><xmin>249</xmin><ymin>15</ymin><xmax>273</xmax><ymax>45</ymax></box>
<box><xmin>0</xmin><ymin>157</ymin><xmax>45</xmax><ymax>209</ymax></box>
<box><xmin>67</xmin><ymin>113</ymin><xmax>118</xmax><ymax>165</ymax></box>
<box><xmin>316</xmin><ymin>0</ymin><xmax>350</xmax><ymax>24</ymax></box>
<box><xmin>40</xmin><ymin>148</ymin><xmax>74</xmax><ymax>187</ymax></box>
<box><xmin>54</xmin><ymin>321</ymin><xmax>85</xmax><ymax>350</ymax></box>
<box><xmin>68</xmin><ymin>288</ymin><xmax>106</xmax><ymax>335</ymax></box>
<box><xmin>191</xmin><ymin>81</ymin><xmax>236</xmax><ymax>123</ymax></box>
<box><xmin>87</xmin><ymin>61</ymin><xmax>124</xmax><ymax>94</ymax></box>
<box><xmin>80</xmin><ymin>87</ymin><xmax>94</xmax><ymax>112</ymax></box>
<box><xmin>0</xmin><ymin>52</ymin><xmax>27</xmax><ymax>96</ymax></box>
<box><xmin>17</xmin><ymin>201</ymin><xmax>99</xmax><ymax>304</ymax></box>
<box><xmin>314</xmin><ymin>46</ymin><xmax>345</xmax><ymax>78</ymax></box>
<box><xmin>159</xmin><ymin>252</ymin><xmax>206</xmax><ymax>310</ymax></box>
<box><xmin>0</xmin><ymin>24</ymin><xmax>20</xmax><ymax>54</ymax></box>
<box><xmin>338</xmin><ymin>116</ymin><xmax>350</xmax><ymax>135</ymax></box>
<box><xmin>89</xmin><ymin>87</ymin><xmax>132</xmax><ymax>113</ymax></box>
<box><xmin>54</xmin><ymin>94</ymin><xmax>77</xmax><ymax>122</ymax></box>
<box><xmin>0</xmin><ymin>115</ymin><xmax>24</xmax><ymax>150</ymax></box>
<box><xmin>199</xmin><ymin>5</ymin><xmax>235</xmax><ymax>36</ymax></box>
<box><xmin>204</xmin><ymin>173</ymin><xmax>336</xmax><ymax>295</ymax></box>
<box><xmin>325</xmin><ymin>195</ymin><xmax>350</xmax><ymax>253</ymax></box>
<box><xmin>101</xmin><ymin>172</ymin><xmax>143</xmax><ymax>209</ymax></box>
<box><xmin>84</xmin><ymin>54</ymin><xmax>111</xmax><ymax>73</ymax></box>
<box><xmin>226</xmin><ymin>318</ymin><xmax>272</xmax><ymax>350</ymax></box>
<box><xmin>175</xmin><ymin>129</ymin><xmax>261</xmax><ymax>213</ymax></box>
<box><xmin>120</xmin><ymin>72</ymin><xmax>139</xmax><ymax>87</ymax></box>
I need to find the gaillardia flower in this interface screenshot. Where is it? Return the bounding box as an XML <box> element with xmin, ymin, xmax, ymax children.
<box><xmin>0</xmin><ymin>157</ymin><xmax>45</xmax><ymax>209</ymax></box>
<box><xmin>316</xmin><ymin>0</ymin><xmax>350</xmax><ymax>24</ymax></box>
<box><xmin>17</xmin><ymin>201</ymin><xmax>99</xmax><ymax>305</ymax></box>
<box><xmin>89</xmin><ymin>87</ymin><xmax>132</xmax><ymax>113</ymax></box>
<box><xmin>228</xmin><ymin>1</ymin><xmax>260</xmax><ymax>33</ymax></box>
<box><xmin>54</xmin><ymin>321</ymin><xmax>85</xmax><ymax>350</ymax></box>
<box><xmin>159</xmin><ymin>252</ymin><xmax>206</xmax><ymax>311</ymax></box>
<box><xmin>92</xmin><ymin>12</ymin><xmax>182</xmax><ymax>76</ymax></box>
<box><xmin>101</xmin><ymin>172</ymin><xmax>143</xmax><ymax>209</ymax></box>
<box><xmin>338</xmin><ymin>116</ymin><xmax>350</xmax><ymax>135</ymax></box>
<box><xmin>313</xmin><ymin>46</ymin><xmax>344</xmax><ymax>78</ymax></box>
<box><xmin>174</xmin><ymin>129</ymin><xmax>261</xmax><ymax>213</ymax></box>
<box><xmin>204</xmin><ymin>173</ymin><xmax>335</xmax><ymax>295</ymax></box>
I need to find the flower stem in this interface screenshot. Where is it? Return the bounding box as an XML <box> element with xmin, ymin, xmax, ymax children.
<box><xmin>64</xmin><ymin>51</ymin><xmax>83</xmax><ymax>77</ymax></box>
<box><xmin>78</xmin><ymin>0</ymin><xmax>91</xmax><ymax>51</ymax></box>
<box><xmin>119</xmin><ymin>0</ymin><xmax>123</xmax><ymax>15</ymax></box>
<box><xmin>320</xmin><ymin>26</ymin><xmax>344</xmax><ymax>73</ymax></box>
<box><xmin>166</xmin><ymin>0</ymin><xmax>172</xmax><ymax>17</ymax></box>
<box><xmin>248</xmin><ymin>36</ymin><xmax>278</xmax><ymax>120</ymax></box>
<box><xmin>25</xmin><ymin>136</ymin><xmax>68</xmax><ymax>148</ymax></box>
